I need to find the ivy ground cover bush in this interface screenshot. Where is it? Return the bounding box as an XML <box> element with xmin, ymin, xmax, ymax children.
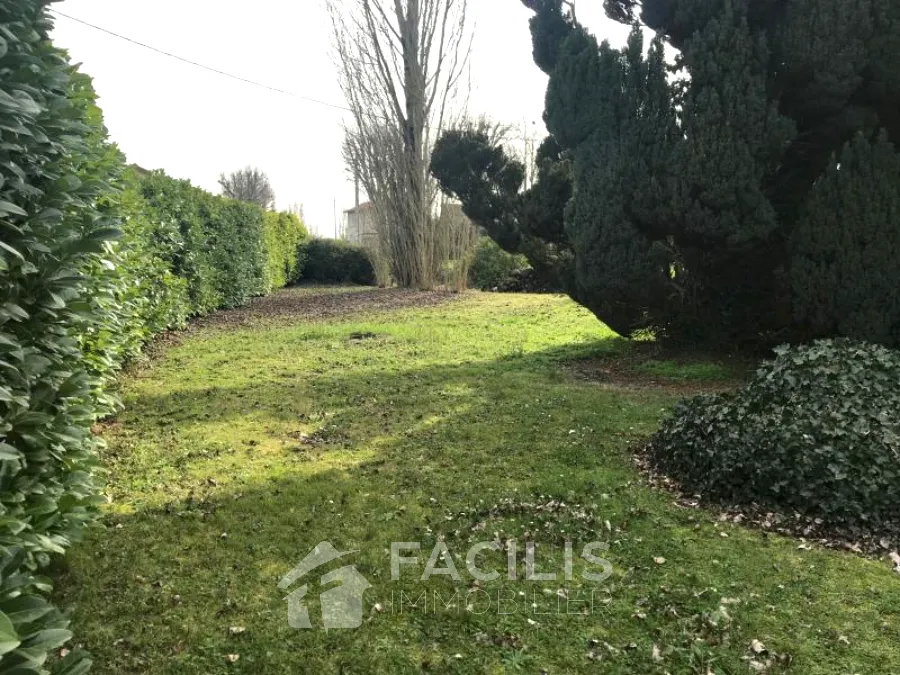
<box><xmin>651</xmin><ymin>340</ymin><xmax>900</xmax><ymax>529</ymax></box>
<box><xmin>56</xmin><ymin>291</ymin><xmax>900</xmax><ymax>674</ymax></box>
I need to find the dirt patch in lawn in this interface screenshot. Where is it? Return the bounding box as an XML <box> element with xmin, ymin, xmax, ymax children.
<box><xmin>196</xmin><ymin>286</ymin><xmax>460</xmax><ymax>328</ymax></box>
<box><xmin>564</xmin><ymin>344</ymin><xmax>752</xmax><ymax>396</ymax></box>
<box><xmin>135</xmin><ymin>286</ymin><xmax>461</xmax><ymax>365</ymax></box>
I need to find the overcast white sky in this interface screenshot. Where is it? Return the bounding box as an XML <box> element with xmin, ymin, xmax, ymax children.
<box><xmin>51</xmin><ymin>1</ymin><xmax>630</xmax><ymax>237</ymax></box>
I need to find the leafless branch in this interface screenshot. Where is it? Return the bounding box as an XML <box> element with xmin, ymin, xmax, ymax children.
<box><xmin>327</xmin><ymin>0</ymin><xmax>473</xmax><ymax>288</ymax></box>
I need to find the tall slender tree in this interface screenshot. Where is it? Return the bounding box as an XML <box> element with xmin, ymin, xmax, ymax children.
<box><xmin>327</xmin><ymin>0</ymin><xmax>472</xmax><ymax>288</ymax></box>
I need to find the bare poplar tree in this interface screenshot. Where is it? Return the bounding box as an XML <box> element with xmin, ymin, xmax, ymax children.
<box><xmin>327</xmin><ymin>0</ymin><xmax>472</xmax><ymax>289</ymax></box>
<box><xmin>218</xmin><ymin>166</ymin><xmax>276</xmax><ymax>210</ymax></box>
<box><xmin>286</xmin><ymin>203</ymin><xmax>306</xmax><ymax>221</ymax></box>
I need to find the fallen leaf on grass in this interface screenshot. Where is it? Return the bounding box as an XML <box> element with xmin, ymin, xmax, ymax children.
<box><xmin>889</xmin><ymin>551</ymin><xmax>900</xmax><ymax>573</ymax></box>
<box><xmin>749</xmin><ymin>639</ymin><xmax>767</xmax><ymax>655</ymax></box>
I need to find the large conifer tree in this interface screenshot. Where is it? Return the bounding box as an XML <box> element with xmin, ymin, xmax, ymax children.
<box><xmin>433</xmin><ymin>0</ymin><xmax>900</xmax><ymax>346</ymax></box>
<box><xmin>793</xmin><ymin>132</ymin><xmax>900</xmax><ymax>345</ymax></box>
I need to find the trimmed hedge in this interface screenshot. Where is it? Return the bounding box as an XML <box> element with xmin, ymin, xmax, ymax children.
<box><xmin>1</xmin><ymin>4</ymin><xmax>114</xmax><ymax>672</ymax></box>
<box><xmin>650</xmin><ymin>340</ymin><xmax>900</xmax><ymax>528</ymax></box>
<box><xmin>133</xmin><ymin>169</ymin><xmax>309</xmax><ymax>316</ymax></box>
<box><xmin>297</xmin><ymin>239</ymin><xmax>376</xmax><ymax>285</ymax></box>
<box><xmin>0</xmin><ymin>5</ymin><xmax>308</xmax><ymax>671</ymax></box>
<box><xmin>262</xmin><ymin>211</ymin><xmax>307</xmax><ymax>292</ymax></box>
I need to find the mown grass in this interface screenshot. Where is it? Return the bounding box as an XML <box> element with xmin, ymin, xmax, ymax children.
<box><xmin>57</xmin><ymin>291</ymin><xmax>900</xmax><ymax>674</ymax></box>
<box><xmin>634</xmin><ymin>359</ymin><xmax>738</xmax><ymax>382</ymax></box>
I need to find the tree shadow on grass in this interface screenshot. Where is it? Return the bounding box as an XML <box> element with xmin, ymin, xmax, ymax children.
<box><xmin>97</xmin><ymin>339</ymin><xmax>664</xmax><ymax>504</ymax></box>
<box><xmin>56</xmin><ymin>439</ymin><xmax>900</xmax><ymax>674</ymax></box>
<box><xmin>54</xmin><ymin>341</ymin><xmax>900</xmax><ymax>674</ymax></box>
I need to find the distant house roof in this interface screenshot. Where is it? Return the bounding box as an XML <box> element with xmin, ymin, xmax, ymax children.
<box><xmin>344</xmin><ymin>201</ymin><xmax>374</xmax><ymax>215</ymax></box>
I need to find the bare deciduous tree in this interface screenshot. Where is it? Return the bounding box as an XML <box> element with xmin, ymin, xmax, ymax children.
<box><xmin>219</xmin><ymin>166</ymin><xmax>276</xmax><ymax>210</ymax></box>
<box><xmin>327</xmin><ymin>0</ymin><xmax>472</xmax><ymax>289</ymax></box>
<box><xmin>286</xmin><ymin>203</ymin><xmax>306</xmax><ymax>221</ymax></box>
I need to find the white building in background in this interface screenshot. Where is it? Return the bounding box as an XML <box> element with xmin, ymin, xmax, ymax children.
<box><xmin>342</xmin><ymin>202</ymin><xmax>379</xmax><ymax>249</ymax></box>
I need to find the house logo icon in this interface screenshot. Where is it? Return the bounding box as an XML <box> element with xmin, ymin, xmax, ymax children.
<box><xmin>278</xmin><ymin>542</ymin><xmax>372</xmax><ymax>630</ymax></box>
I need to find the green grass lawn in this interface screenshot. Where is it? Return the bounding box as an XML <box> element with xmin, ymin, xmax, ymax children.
<box><xmin>57</xmin><ymin>290</ymin><xmax>900</xmax><ymax>674</ymax></box>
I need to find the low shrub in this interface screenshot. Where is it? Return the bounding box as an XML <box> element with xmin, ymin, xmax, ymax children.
<box><xmin>650</xmin><ymin>340</ymin><xmax>900</xmax><ymax>528</ymax></box>
<box><xmin>297</xmin><ymin>239</ymin><xmax>376</xmax><ymax>285</ymax></box>
<box><xmin>495</xmin><ymin>268</ymin><xmax>562</xmax><ymax>294</ymax></box>
<box><xmin>469</xmin><ymin>237</ymin><xmax>530</xmax><ymax>290</ymax></box>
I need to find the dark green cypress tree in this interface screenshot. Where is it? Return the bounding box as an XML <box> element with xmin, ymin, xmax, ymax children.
<box><xmin>433</xmin><ymin>0</ymin><xmax>900</xmax><ymax>345</ymax></box>
<box><xmin>606</xmin><ymin>0</ymin><xmax>900</xmax><ymax>226</ymax></box>
<box><xmin>545</xmin><ymin>25</ymin><xmax>679</xmax><ymax>336</ymax></box>
<box><xmin>668</xmin><ymin>0</ymin><xmax>795</xmax><ymax>340</ymax></box>
<box><xmin>429</xmin><ymin>126</ymin><xmax>526</xmax><ymax>254</ymax></box>
<box><xmin>430</xmin><ymin>126</ymin><xmax>575</xmax><ymax>290</ymax></box>
<box><xmin>792</xmin><ymin>131</ymin><xmax>900</xmax><ymax>346</ymax></box>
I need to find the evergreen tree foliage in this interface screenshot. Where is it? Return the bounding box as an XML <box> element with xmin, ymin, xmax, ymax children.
<box><xmin>430</xmin><ymin>127</ymin><xmax>574</xmax><ymax>290</ymax></box>
<box><xmin>604</xmin><ymin>0</ymin><xmax>900</xmax><ymax>247</ymax></box>
<box><xmin>555</xmin><ymin>29</ymin><xmax>679</xmax><ymax>335</ymax></box>
<box><xmin>667</xmin><ymin>0</ymin><xmax>795</xmax><ymax>340</ymax></box>
<box><xmin>793</xmin><ymin>132</ymin><xmax>900</xmax><ymax>346</ymax></box>
<box><xmin>436</xmin><ymin>0</ymin><xmax>900</xmax><ymax>346</ymax></box>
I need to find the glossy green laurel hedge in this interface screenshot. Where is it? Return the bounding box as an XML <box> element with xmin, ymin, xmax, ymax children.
<box><xmin>262</xmin><ymin>211</ymin><xmax>308</xmax><ymax>292</ymax></box>
<box><xmin>0</xmin><ymin>5</ymin><xmax>307</xmax><ymax>671</ymax></box>
<box><xmin>0</xmin><ymin>3</ymin><xmax>115</xmax><ymax>671</ymax></box>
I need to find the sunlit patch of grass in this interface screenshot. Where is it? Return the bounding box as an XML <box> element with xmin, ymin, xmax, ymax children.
<box><xmin>55</xmin><ymin>291</ymin><xmax>900</xmax><ymax>674</ymax></box>
<box><xmin>634</xmin><ymin>358</ymin><xmax>738</xmax><ymax>382</ymax></box>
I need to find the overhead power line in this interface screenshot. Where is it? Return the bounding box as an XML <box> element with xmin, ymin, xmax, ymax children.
<box><xmin>50</xmin><ymin>9</ymin><xmax>542</xmax><ymax>145</ymax></box>
<box><xmin>51</xmin><ymin>9</ymin><xmax>354</xmax><ymax>114</ymax></box>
